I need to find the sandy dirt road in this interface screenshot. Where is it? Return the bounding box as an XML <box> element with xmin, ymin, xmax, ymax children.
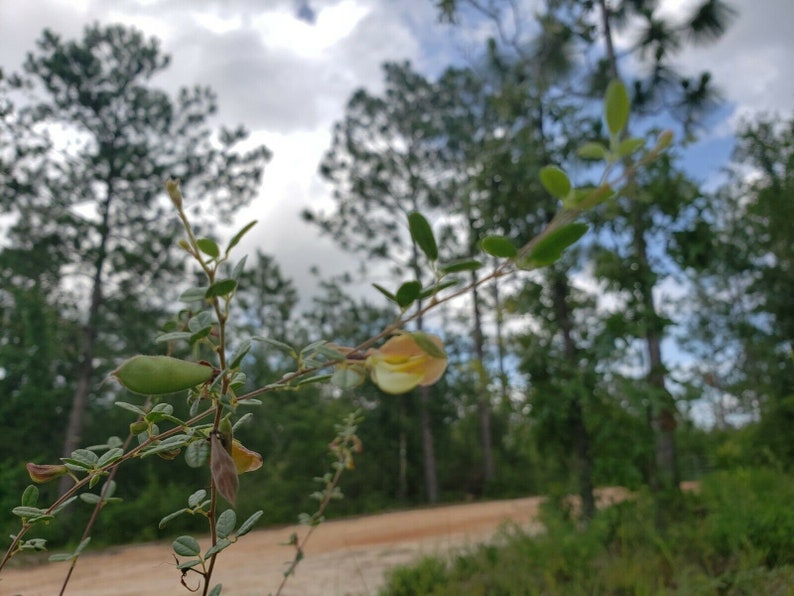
<box><xmin>1</xmin><ymin>488</ymin><xmax>630</xmax><ymax>596</ymax></box>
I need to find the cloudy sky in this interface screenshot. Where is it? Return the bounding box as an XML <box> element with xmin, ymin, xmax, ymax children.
<box><xmin>1</xmin><ymin>0</ymin><xmax>792</xmax><ymax>303</ymax></box>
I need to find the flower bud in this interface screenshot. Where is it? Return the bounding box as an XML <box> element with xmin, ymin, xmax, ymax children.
<box><xmin>165</xmin><ymin>177</ymin><xmax>183</xmax><ymax>209</ymax></box>
<box><xmin>112</xmin><ymin>355</ymin><xmax>214</xmax><ymax>395</ymax></box>
<box><xmin>26</xmin><ymin>463</ymin><xmax>69</xmax><ymax>484</ymax></box>
<box><xmin>129</xmin><ymin>420</ymin><xmax>149</xmax><ymax>435</ymax></box>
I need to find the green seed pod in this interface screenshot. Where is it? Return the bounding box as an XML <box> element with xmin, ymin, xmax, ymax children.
<box><xmin>112</xmin><ymin>355</ymin><xmax>214</xmax><ymax>395</ymax></box>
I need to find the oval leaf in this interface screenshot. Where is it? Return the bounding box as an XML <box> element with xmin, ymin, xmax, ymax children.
<box><xmin>617</xmin><ymin>137</ymin><xmax>646</xmax><ymax>158</ymax></box>
<box><xmin>396</xmin><ymin>281</ymin><xmax>421</xmax><ymax>308</ymax></box>
<box><xmin>577</xmin><ymin>142</ymin><xmax>608</xmax><ymax>160</ymax></box>
<box><xmin>216</xmin><ymin>509</ymin><xmax>237</xmax><ymax>539</ymax></box>
<box><xmin>539</xmin><ymin>166</ymin><xmax>571</xmax><ymax>198</ymax></box>
<box><xmin>605</xmin><ymin>79</ymin><xmax>630</xmax><ymax>137</ymax></box>
<box><xmin>408</xmin><ymin>211</ymin><xmax>438</xmax><ymax>261</ymax></box>
<box><xmin>206</xmin><ymin>279</ymin><xmax>237</xmax><ymax>299</ymax></box>
<box><xmin>372</xmin><ymin>283</ymin><xmax>397</xmax><ymax>303</ymax></box>
<box><xmin>226</xmin><ymin>220</ymin><xmax>257</xmax><ymax>254</ymax></box>
<box><xmin>196</xmin><ymin>238</ymin><xmax>220</xmax><ymax>259</ymax></box>
<box><xmin>237</xmin><ymin>510</ymin><xmax>264</xmax><ymax>538</ymax></box>
<box><xmin>411</xmin><ymin>331</ymin><xmax>447</xmax><ymax>359</ymax></box>
<box><xmin>481</xmin><ymin>236</ymin><xmax>518</xmax><ymax>258</ymax></box>
<box><xmin>526</xmin><ymin>223</ymin><xmax>589</xmax><ymax>268</ymax></box>
<box><xmin>439</xmin><ymin>259</ymin><xmax>482</xmax><ymax>274</ymax></box>
<box><xmin>172</xmin><ymin>535</ymin><xmax>201</xmax><ymax>557</ymax></box>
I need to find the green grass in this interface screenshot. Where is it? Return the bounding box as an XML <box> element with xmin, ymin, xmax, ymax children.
<box><xmin>380</xmin><ymin>468</ymin><xmax>794</xmax><ymax>595</ymax></box>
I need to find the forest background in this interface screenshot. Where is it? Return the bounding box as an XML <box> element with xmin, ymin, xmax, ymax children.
<box><xmin>0</xmin><ymin>0</ymin><xmax>792</xmax><ymax>577</ymax></box>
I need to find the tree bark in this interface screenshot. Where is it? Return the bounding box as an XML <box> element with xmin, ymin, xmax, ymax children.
<box><xmin>418</xmin><ymin>385</ymin><xmax>439</xmax><ymax>503</ymax></box>
<box><xmin>552</xmin><ymin>272</ymin><xmax>596</xmax><ymax>520</ymax></box>
<box><xmin>59</xmin><ymin>185</ymin><xmax>113</xmax><ymax>495</ymax></box>
<box><xmin>470</xmin><ymin>272</ymin><xmax>496</xmax><ymax>484</ymax></box>
<box><xmin>597</xmin><ymin>0</ymin><xmax>679</xmax><ymax>495</ymax></box>
<box><xmin>412</xmin><ymin>242</ymin><xmax>439</xmax><ymax>503</ymax></box>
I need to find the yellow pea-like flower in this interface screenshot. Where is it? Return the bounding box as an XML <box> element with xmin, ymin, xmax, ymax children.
<box><xmin>231</xmin><ymin>440</ymin><xmax>263</xmax><ymax>475</ymax></box>
<box><xmin>366</xmin><ymin>332</ymin><xmax>447</xmax><ymax>394</ymax></box>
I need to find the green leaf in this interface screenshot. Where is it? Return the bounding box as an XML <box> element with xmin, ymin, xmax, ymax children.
<box><xmin>115</xmin><ymin>401</ymin><xmax>147</xmax><ymax>416</ymax></box>
<box><xmin>80</xmin><ymin>493</ymin><xmax>102</xmax><ymax>505</ymax></box>
<box><xmin>563</xmin><ymin>184</ymin><xmax>616</xmax><ymax>210</ymax></box>
<box><xmin>179</xmin><ymin>287</ymin><xmax>209</xmax><ymax>303</ymax></box>
<box><xmin>396</xmin><ymin>281</ymin><xmax>421</xmax><ymax>308</ymax></box>
<box><xmin>205</xmin><ymin>539</ymin><xmax>232</xmax><ymax>559</ymax></box>
<box><xmin>299</xmin><ymin>340</ymin><xmax>327</xmax><ymax>356</ymax></box>
<box><xmin>97</xmin><ymin>448</ymin><xmax>124</xmax><ymax>468</ymax></box>
<box><xmin>372</xmin><ymin>284</ymin><xmax>397</xmax><ymax>303</ymax></box>
<box><xmin>577</xmin><ymin>142</ymin><xmax>608</xmax><ymax>160</ymax></box>
<box><xmin>208</xmin><ymin>584</ymin><xmax>223</xmax><ymax>596</ymax></box>
<box><xmin>229</xmin><ymin>339</ymin><xmax>251</xmax><ymax>369</ymax></box>
<box><xmin>314</xmin><ymin>345</ymin><xmax>347</xmax><ymax>361</ymax></box>
<box><xmin>49</xmin><ymin>552</ymin><xmax>75</xmax><ymax>562</ymax></box>
<box><xmin>176</xmin><ymin>558</ymin><xmax>202</xmax><ymax>570</ymax></box>
<box><xmin>12</xmin><ymin>506</ymin><xmax>50</xmax><ymax>519</ymax></box>
<box><xmin>206</xmin><ymin>279</ymin><xmax>237</xmax><ymax>299</ymax></box>
<box><xmin>188</xmin><ymin>489</ymin><xmax>207</xmax><ymax>509</ymax></box>
<box><xmin>237</xmin><ymin>510</ymin><xmax>264</xmax><ymax>538</ymax></box>
<box><xmin>617</xmin><ymin>137</ymin><xmax>646</xmax><ymax>158</ymax></box>
<box><xmin>296</xmin><ymin>374</ymin><xmax>333</xmax><ymax>386</ymax></box>
<box><xmin>525</xmin><ymin>223</ymin><xmax>589</xmax><ymax>268</ymax></box>
<box><xmin>155</xmin><ymin>331</ymin><xmax>192</xmax><ymax>344</ymax></box>
<box><xmin>231</xmin><ymin>414</ymin><xmax>253</xmax><ymax>433</ymax></box>
<box><xmin>439</xmin><ymin>259</ymin><xmax>482</xmax><ymax>274</ymax></box>
<box><xmin>418</xmin><ymin>280</ymin><xmax>458</xmax><ymax>300</ymax></box>
<box><xmin>226</xmin><ymin>220</ymin><xmax>257</xmax><ymax>255</ymax></box>
<box><xmin>481</xmin><ymin>236</ymin><xmax>517</xmax><ymax>258</ymax></box>
<box><xmin>197</xmin><ymin>238</ymin><xmax>220</xmax><ymax>259</ymax></box>
<box><xmin>63</xmin><ymin>449</ymin><xmax>98</xmax><ymax>470</ymax></box>
<box><xmin>408</xmin><ymin>211</ymin><xmax>438</xmax><ymax>261</ymax></box>
<box><xmin>159</xmin><ymin>509</ymin><xmax>189</xmax><ymax>529</ymax></box>
<box><xmin>231</xmin><ymin>255</ymin><xmax>248</xmax><ymax>279</ymax></box>
<box><xmin>185</xmin><ymin>440</ymin><xmax>209</xmax><ymax>468</ymax></box>
<box><xmin>605</xmin><ymin>79</ymin><xmax>630</xmax><ymax>137</ymax></box>
<box><xmin>188</xmin><ymin>311</ymin><xmax>214</xmax><ymax>331</ymax></box>
<box><xmin>173</xmin><ymin>535</ymin><xmax>201</xmax><ymax>557</ymax></box>
<box><xmin>412</xmin><ymin>331</ymin><xmax>446</xmax><ymax>359</ymax></box>
<box><xmin>21</xmin><ymin>485</ymin><xmax>38</xmax><ymax>508</ymax></box>
<box><xmin>252</xmin><ymin>337</ymin><xmax>295</xmax><ymax>355</ymax></box>
<box><xmin>51</xmin><ymin>496</ymin><xmax>77</xmax><ymax>515</ymax></box>
<box><xmin>216</xmin><ymin>509</ymin><xmax>236</xmax><ymax>539</ymax></box>
<box><xmin>654</xmin><ymin>130</ymin><xmax>674</xmax><ymax>151</ymax></box>
<box><xmin>539</xmin><ymin>166</ymin><xmax>571</xmax><ymax>198</ymax></box>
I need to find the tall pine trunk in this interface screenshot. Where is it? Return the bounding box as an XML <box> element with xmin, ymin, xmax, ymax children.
<box><xmin>552</xmin><ymin>272</ymin><xmax>596</xmax><ymax>519</ymax></box>
<box><xmin>59</xmin><ymin>184</ymin><xmax>113</xmax><ymax>495</ymax></box>
<box><xmin>470</xmin><ymin>271</ymin><xmax>495</xmax><ymax>485</ymax></box>
<box><xmin>597</xmin><ymin>0</ymin><xmax>679</xmax><ymax>495</ymax></box>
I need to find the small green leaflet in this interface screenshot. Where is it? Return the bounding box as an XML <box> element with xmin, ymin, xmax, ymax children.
<box><xmin>408</xmin><ymin>211</ymin><xmax>438</xmax><ymax>261</ymax></box>
<box><xmin>481</xmin><ymin>236</ymin><xmax>517</xmax><ymax>258</ymax></box>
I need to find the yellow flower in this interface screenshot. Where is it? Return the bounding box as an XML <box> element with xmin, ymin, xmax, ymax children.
<box><xmin>231</xmin><ymin>439</ymin><xmax>263</xmax><ymax>475</ymax></box>
<box><xmin>366</xmin><ymin>332</ymin><xmax>447</xmax><ymax>394</ymax></box>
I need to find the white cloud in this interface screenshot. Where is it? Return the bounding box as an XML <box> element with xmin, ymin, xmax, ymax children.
<box><xmin>1</xmin><ymin>0</ymin><xmax>792</xmax><ymax>309</ymax></box>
